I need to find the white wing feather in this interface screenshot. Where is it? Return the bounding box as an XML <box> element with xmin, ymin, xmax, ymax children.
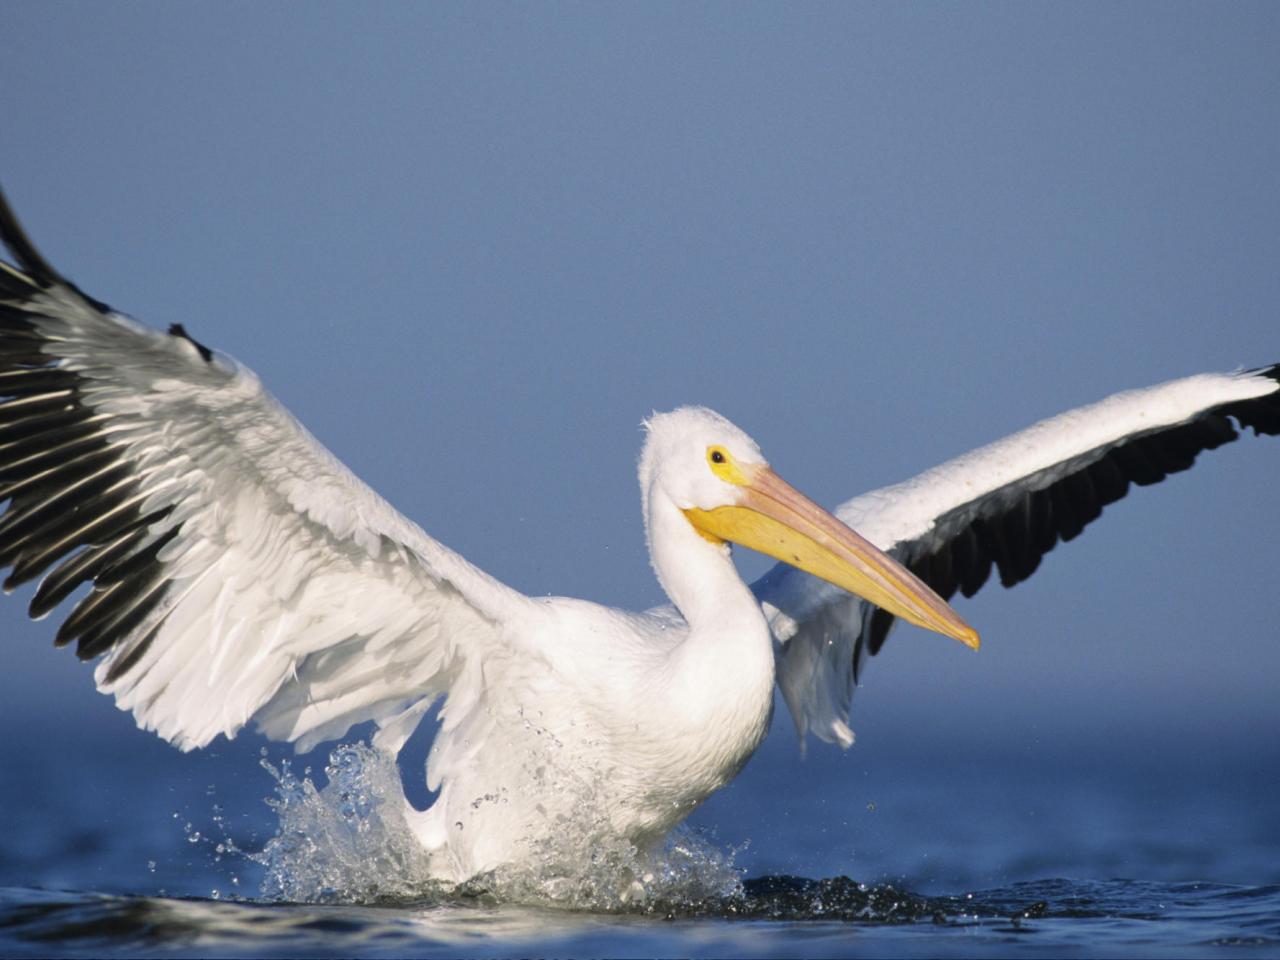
<box><xmin>0</xmin><ymin>262</ymin><xmax>537</xmax><ymax>755</ymax></box>
<box><xmin>754</xmin><ymin>369</ymin><xmax>1280</xmax><ymax>747</ymax></box>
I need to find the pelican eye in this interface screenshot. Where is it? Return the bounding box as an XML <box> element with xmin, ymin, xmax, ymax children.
<box><xmin>706</xmin><ymin>445</ymin><xmax>749</xmax><ymax>485</ymax></box>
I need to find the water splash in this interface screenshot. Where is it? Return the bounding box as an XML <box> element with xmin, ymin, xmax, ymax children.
<box><xmin>251</xmin><ymin>741</ymin><xmax>743</xmax><ymax>910</ymax></box>
<box><xmin>254</xmin><ymin>744</ymin><xmax>438</xmax><ymax>903</ymax></box>
<box><xmin>476</xmin><ymin>809</ymin><xmax>744</xmax><ymax>911</ymax></box>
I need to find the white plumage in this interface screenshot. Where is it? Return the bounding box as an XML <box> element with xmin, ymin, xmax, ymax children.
<box><xmin>1</xmin><ymin>187</ymin><xmax>1276</xmax><ymax>883</ymax></box>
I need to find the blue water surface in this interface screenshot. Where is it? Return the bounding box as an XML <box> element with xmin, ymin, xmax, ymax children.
<box><xmin>1</xmin><ymin>705</ymin><xmax>1277</xmax><ymax>958</ymax></box>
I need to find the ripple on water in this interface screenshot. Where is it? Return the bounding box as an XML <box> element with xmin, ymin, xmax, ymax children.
<box><xmin>5</xmin><ymin>739</ymin><xmax>1276</xmax><ymax>957</ymax></box>
<box><xmin>3</xmin><ymin>879</ymin><xmax>1278</xmax><ymax>958</ymax></box>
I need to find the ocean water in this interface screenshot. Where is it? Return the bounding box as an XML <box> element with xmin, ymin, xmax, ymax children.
<box><xmin>1</xmin><ymin>714</ymin><xmax>1277</xmax><ymax>958</ymax></box>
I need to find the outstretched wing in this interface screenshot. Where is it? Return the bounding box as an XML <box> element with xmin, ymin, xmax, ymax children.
<box><xmin>0</xmin><ymin>187</ymin><xmax>536</xmax><ymax>753</ymax></box>
<box><xmin>754</xmin><ymin>367</ymin><xmax>1280</xmax><ymax>747</ymax></box>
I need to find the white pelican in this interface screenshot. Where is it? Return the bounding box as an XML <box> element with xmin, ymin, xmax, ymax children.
<box><xmin>1</xmin><ymin>187</ymin><xmax>1277</xmax><ymax>883</ymax></box>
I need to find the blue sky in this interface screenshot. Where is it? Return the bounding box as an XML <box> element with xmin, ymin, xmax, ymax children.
<box><xmin>1</xmin><ymin>2</ymin><xmax>1277</xmax><ymax>880</ymax></box>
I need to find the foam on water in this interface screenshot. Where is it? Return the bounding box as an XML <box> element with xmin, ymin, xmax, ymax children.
<box><xmin>252</xmin><ymin>742</ymin><xmax>744</xmax><ymax>910</ymax></box>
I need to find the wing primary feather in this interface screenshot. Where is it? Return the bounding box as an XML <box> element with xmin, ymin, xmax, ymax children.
<box><xmin>0</xmin><ymin>430</ymin><xmax>110</xmax><ymax>482</ymax></box>
<box><xmin>0</xmin><ymin>461</ymin><xmax>132</xmax><ymax>547</ymax></box>
<box><xmin>95</xmin><ymin>525</ymin><xmax>180</xmax><ymax>585</ymax></box>
<box><xmin>0</xmin><ymin>367</ymin><xmax>79</xmax><ymax>394</ymax></box>
<box><xmin>1110</xmin><ymin>441</ymin><xmax>1165</xmax><ymax>486</ymax></box>
<box><xmin>74</xmin><ymin>576</ymin><xmax>170</xmax><ymax>661</ymax></box>
<box><xmin>924</xmin><ymin>541</ymin><xmax>958</xmax><ymax>602</ymax></box>
<box><xmin>0</xmin><ymin>479</ymin><xmax>136</xmax><ymax>579</ymax></box>
<box><xmin>1048</xmin><ymin>472</ymin><xmax>1084</xmax><ymax>542</ymax></box>
<box><xmin>1086</xmin><ymin>453</ymin><xmax>1131</xmax><ymax>508</ymax></box>
<box><xmin>28</xmin><ymin>526</ymin><xmax>151</xmax><ymax>618</ymax></box>
<box><xmin>0</xmin><ymin>304</ymin><xmax>41</xmax><ymax>329</ymax></box>
<box><xmin>0</xmin><ymin>185</ymin><xmax>112</xmax><ymax>313</ymax></box>
<box><xmin>1138</xmin><ymin>426</ymin><xmax>1197</xmax><ymax>473</ymax></box>
<box><xmin>0</xmin><ymin>389</ymin><xmax>74</xmax><ymax>422</ymax></box>
<box><xmin>953</xmin><ymin>523</ymin><xmax>992</xmax><ymax>598</ymax></box>
<box><xmin>969</xmin><ymin>516</ymin><xmax>1004</xmax><ymax>586</ymax></box>
<box><xmin>55</xmin><ymin>581</ymin><xmax>125</xmax><ymax>646</ymax></box>
<box><xmin>0</xmin><ymin>418</ymin><xmax>99</xmax><ymax>462</ymax></box>
<box><xmin>0</xmin><ymin>349</ymin><xmax>60</xmax><ymax>367</ymax></box>
<box><xmin>103</xmin><ymin>617</ymin><xmax>165</xmax><ymax>684</ymax></box>
<box><xmin>996</xmin><ymin>495</ymin><xmax>1032</xmax><ymax>586</ymax></box>
<box><xmin>0</xmin><ymin>446</ymin><xmax>119</xmax><ymax>513</ymax></box>
<box><xmin>5</xmin><ymin>495</ymin><xmax>173</xmax><ymax>586</ymax></box>
<box><xmin>0</xmin><ymin>408</ymin><xmax>103</xmax><ymax>447</ymax></box>
<box><xmin>0</xmin><ymin>186</ymin><xmax>67</xmax><ymax>289</ymax></box>
<box><xmin>56</xmin><ymin>540</ymin><xmax>172</xmax><ymax>653</ymax></box>
<box><xmin>1027</xmin><ymin>486</ymin><xmax>1056</xmax><ymax>555</ymax></box>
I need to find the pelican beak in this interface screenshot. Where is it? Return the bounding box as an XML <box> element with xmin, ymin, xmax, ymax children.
<box><xmin>685</xmin><ymin>465</ymin><xmax>979</xmax><ymax>649</ymax></box>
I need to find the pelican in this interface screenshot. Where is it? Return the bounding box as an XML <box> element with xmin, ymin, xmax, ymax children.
<box><xmin>1</xmin><ymin>187</ymin><xmax>1277</xmax><ymax>884</ymax></box>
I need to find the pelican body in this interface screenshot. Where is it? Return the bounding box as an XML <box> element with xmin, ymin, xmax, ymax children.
<box><xmin>0</xmin><ymin>185</ymin><xmax>1276</xmax><ymax>883</ymax></box>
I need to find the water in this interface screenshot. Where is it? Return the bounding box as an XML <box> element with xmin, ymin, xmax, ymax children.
<box><xmin>2</xmin><ymin>716</ymin><xmax>1277</xmax><ymax>958</ymax></box>
<box><xmin>4</xmin><ymin>879</ymin><xmax>1277</xmax><ymax>958</ymax></box>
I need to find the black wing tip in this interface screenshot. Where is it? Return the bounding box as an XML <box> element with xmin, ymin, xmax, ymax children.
<box><xmin>1247</xmin><ymin>362</ymin><xmax>1280</xmax><ymax>385</ymax></box>
<box><xmin>1222</xmin><ymin>363</ymin><xmax>1280</xmax><ymax>437</ymax></box>
<box><xmin>869</xmin><ymin>364</ymin><xmax>1280</xmax><ymax>663</ymax></box>
<box><xmin>0</xmin><ymin>182</ymin><xmax>65</xmax><ymax>289</ymax></box>
<box><xmin>0</xmin><ymin>182</ymin><xmax>114</xmax><ymax>315</ymax></box>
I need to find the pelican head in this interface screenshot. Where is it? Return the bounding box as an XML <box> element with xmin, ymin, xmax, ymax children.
<box><xmin>641</xmin><ymin>407</ymin><xmax>978</xmax><ymax>649</ymax></box>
